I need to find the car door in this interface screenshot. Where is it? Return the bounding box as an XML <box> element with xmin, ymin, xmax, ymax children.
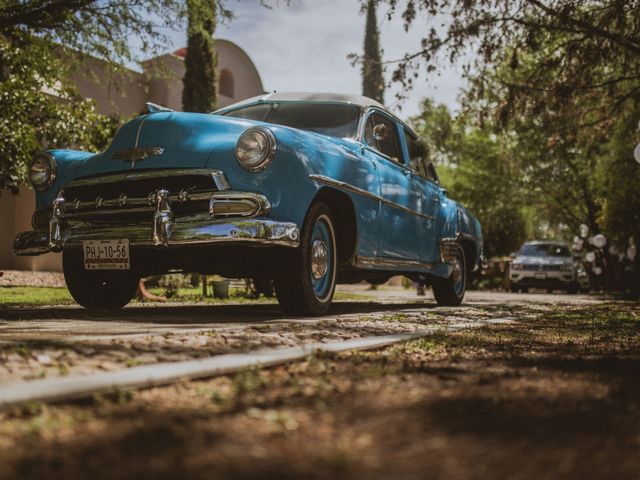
<box><xmin>402</xmin><ymin>128</ymin><xmax>442</xmax><ymax>264</ymax></box>
<box><xmin>363</xmin><ymin>111</ymin><xmax>421</xmax><ymax>261</ymax></box>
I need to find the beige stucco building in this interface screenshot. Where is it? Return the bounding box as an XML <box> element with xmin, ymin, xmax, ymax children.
<box><xmin>0</xmin><ymin>39</ymin><xmax>265</xmax><ymax>272</ymax></box>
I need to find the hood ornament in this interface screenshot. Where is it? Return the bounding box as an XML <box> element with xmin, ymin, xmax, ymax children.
<box><xmin>113</xmin><ymin>110</ymin><xmax>168</xmax><ymax>168</ymax></box>
<box><xmin>113</xmin><ymin>146</ymin><xmax>165</xmax><ymax>168</ymax></box>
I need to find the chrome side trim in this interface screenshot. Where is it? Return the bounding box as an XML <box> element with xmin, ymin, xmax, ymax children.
<box><xmin>309</xmin><ymin>174</ymin><xmax>380</xmax><ymax>203</ymax></box>
<box><xmin>309</xmin><ymin>174</ymin><xmax>434</xmax><ymax>220</ymax></box>
<box><xmin>64</xmin><ymin>169</ymin><xmax>231</xmax><ymax>191</ymax></box>
<box><xmin>353</xmin><ymin>255</ymin><xmax>436</xmax><ymax>271</ymax></box>
<box><xmin>384</xmin><ymin>198</ymin><xmax>434</xmax><ymax>221</ymax></box>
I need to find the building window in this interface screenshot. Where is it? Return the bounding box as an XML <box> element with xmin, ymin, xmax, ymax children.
<box><xmin>219</xmin><ymin>69</ymin><xmax>234</xmax><ymax>98</ymax></box>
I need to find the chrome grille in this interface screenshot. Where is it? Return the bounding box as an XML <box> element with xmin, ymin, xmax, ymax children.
<box><xmin>522</xmin><ymin>264</ymin><xmax>563</xmax><ymax>271</ymax></box>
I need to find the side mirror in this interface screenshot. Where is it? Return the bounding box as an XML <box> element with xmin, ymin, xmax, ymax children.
<box><xmin>372</xmin><ymin>124</ymin><xmax>388</xmax><ymax>141</ymax></box>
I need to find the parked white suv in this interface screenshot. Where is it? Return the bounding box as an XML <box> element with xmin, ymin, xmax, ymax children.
<box><xmin>509</xmin><ymin>241</ymin><xmax>588</xmax><ymax>293</ymax></box>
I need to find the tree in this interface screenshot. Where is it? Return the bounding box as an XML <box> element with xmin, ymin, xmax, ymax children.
<box><xmin>0</xmin><ymin>0</ymin><xmax>185</xmax><ymax>192</ymax></box>
<box><xmin>361</xmin><ymin>0</ymin><xmax>384</xmax><ymax>104</ymax></box>
<box><xmin>182</xmin><ymin>0</ymin><xmax>218</xmax><ymax>113</ymax></box>
<box><xmin>380</xmin><ymin>0</ymin><xmax>639</xmax><ymax>130</ymax></box>
<box><xmin>597</xmin><ymin>104</ymin><xmax>640</xmax><ymax>246</ymax></box>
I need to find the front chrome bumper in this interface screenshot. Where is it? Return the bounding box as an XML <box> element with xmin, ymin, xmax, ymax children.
<box><xmin>14</xmin><ymin>218</ymin><xmax>300</xmax><ymax>255</ymax></box>
<box><xmin>15</xmin><ymin>168</ymin><xmax>300</xmax><ymax>255</ymax></box>
<box><xmin>510</xmin><ymin>270</ymin><xmax>575</xmax><ymax>285</ymax></box>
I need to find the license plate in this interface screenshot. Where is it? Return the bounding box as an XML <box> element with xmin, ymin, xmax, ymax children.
<box><xmin>535</xmin><ymin>273</ymin><xmax>547</xmax><ymax>279</ymax></box>
<box><xmin>83</xmin><ymin>239</ymin><xmax>130</xmax><ymax>270</ymax></box>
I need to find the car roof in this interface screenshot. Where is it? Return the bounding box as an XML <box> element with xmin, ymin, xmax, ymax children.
<box><xmin>212</xmin><ymin>91</ymin><xmax>418</xmax><ymax>139</ymax></box>
<box><xmin>214</xmin><ymin>92</ymin><xmax>386</xmax><ymax>112</ymax></box>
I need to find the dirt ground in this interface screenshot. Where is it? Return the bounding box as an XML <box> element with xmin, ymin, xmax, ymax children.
<box><xmin>0</xmin><ymin>296</ymin><xmax>638</xmax><ymax>480</ymax></box>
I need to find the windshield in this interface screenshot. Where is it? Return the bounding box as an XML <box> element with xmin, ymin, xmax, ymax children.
<box><xmin>222</xmin><ymin>102</ymin><xmax>361</xmax><ymax>139</ymax></box>
<box><xmin>518</xmin><ymin>244</ymin><xmax>571</xmax><ymax>257</ymax></box>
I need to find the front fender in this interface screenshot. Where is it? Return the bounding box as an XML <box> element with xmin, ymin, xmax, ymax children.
<box><xmin>36</xmin><ymin>149</ymin><xmax>96</xmax><ymax>209</ymax></box>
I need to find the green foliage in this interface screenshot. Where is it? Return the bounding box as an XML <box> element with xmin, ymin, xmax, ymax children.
<box><xmin>0</xmin><ymin>34</ymin><xmax>119</xmax><ymax>192</ymax></box>
<box><xmin>384</xmin><ymin>1</ymin><xmax>639</xmax><ymax>127</ymax></box>
<box><xmin>361</xmin><ymin>0</ymin><xmax>384</xmax><ymax>104</ymax></box>
<box><xmin>597</xmin><ymin>105</ymin><xmax>640</xmax><ymax>245</ymax></box>
<box><xmin>158</xmin><ymin>274</ymin><xmax>192</xmax><ymax>298</ymax></box>
<box><xmin>0</xmin><ymin>1</ymin><xmax>184</xmax><ymax>66</ymax></box>
<box><xmin>183</xmin><ymin>0</ymin><xmax>218</xmax><ymax>113</ymax></box>
<box><xmin>0</xmin><ymin>0</ymin><xmax>185</xmax><ymax>192</ymax></box>
<box><xmin>0</xmin><ymin>286</ymin><xmax>73</xmax><ymax>306</ymax></box>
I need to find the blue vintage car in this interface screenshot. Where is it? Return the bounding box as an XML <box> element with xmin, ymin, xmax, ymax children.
<box><xmin>14</xmin><ymin>92</ymin><xmax>483</xmax><ymax>314</ymax></box>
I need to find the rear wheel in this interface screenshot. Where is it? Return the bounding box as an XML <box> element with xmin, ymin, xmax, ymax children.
<box><xmin>274</xmin><ymin>202</ymin><xmax>337</xmax><ymax>315</ymax></box>
<box><xmin>432</xmin><ymin>244</ymin><xmax>466</xmax><ymax>306</ymax></box>
<box><xmin>63</xmin><ymin>250</ymin><xmax>139</xmax><ymax>309</ymax></box>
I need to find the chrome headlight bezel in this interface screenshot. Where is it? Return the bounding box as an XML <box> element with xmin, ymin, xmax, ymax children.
<box><xmin>511</xmin><ymin>263</ymin><xmax>523</xmax><ymax>271</ymax></box>
<box><xmin>29</xmin><ymin>152</ymin><xmax>57</xmax><ymax>192</ymax></box>
<box><xmin>235</xmin><ymin>126</ymin><xmax>277</xmax><ymax>172</ymax></box>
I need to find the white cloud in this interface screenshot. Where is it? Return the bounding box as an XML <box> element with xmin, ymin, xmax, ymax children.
<box><xmin>167</xmin><ymin>0</ymin><xmax>467</xmax><ymax>120</ymax></box>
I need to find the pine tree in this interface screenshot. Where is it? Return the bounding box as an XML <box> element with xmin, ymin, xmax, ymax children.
<box><xmin>362</xmin><ymin>0</ymin><xmax>384</xmax><ymax>104</ymax></box>
<box><xmin>182</xmin><ymin>0</ymin><xmax>218</xmax><ymax>113</ymax></box>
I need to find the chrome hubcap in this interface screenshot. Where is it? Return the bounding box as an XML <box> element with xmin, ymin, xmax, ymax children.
<box><xmin>452</xmin><ymin>258</ymin><xmax>463</xmax><ymax>283</ymax></box>
<box><xmin>311</xmin><ymin>239</ymin><xmax>329</xmax><ymax>279</ymax></box>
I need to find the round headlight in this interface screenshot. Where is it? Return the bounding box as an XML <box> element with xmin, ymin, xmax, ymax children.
<box><xmin>236</xmin><ymin>126</ymin><xmax>276</xmax><ymax>172</ymax></box>
<box><xmin>29</xmin><ymin>153</ymin><xmax>56</xmax><ymax>191</ymax></box>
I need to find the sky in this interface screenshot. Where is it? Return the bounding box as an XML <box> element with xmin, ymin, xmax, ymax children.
<box><xmin>164</xmin><ymin>0</ymin><xmax>468</xmax><ymax>121</ymax></box>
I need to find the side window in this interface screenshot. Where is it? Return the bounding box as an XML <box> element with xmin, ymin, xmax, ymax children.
<box><xmin>365</xmin><ymin>113</ymin><xmax>402</xmax><ymax>164</ymax></box>
<box><xmin>404</xmin><ymin>130</ymin><xmax>427</xmax><ymax>177</ymax></box>
<box><xmin>426</xmin><ymin>162</ymin><xmax>439</xmax><ymax>184</ymax></box>
<box><xmin>404</xmin><ymin>129</ymin><xmax>439</xmax><ymax>184</ymax></box>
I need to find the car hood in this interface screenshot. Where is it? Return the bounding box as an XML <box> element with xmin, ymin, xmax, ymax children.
<box><xmin>78</xmin><ymin>112</ymin><xmax>255</xmax><ymax>174</ymax></box>
<box><xmin>513</xmin><ymin>255</ymin><xmax>571</xmax><ymax>265</ymax></box>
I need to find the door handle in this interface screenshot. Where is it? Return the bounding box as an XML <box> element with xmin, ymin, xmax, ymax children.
<box><xmin>403</xmin><ymin>169</ymin><xmax>413</xmax><ymax>177</ymax></box>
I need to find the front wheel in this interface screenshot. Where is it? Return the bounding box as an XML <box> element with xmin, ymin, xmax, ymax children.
<box><xmin>274</xmin><ymin>202</ymin><xmax>337</xmax><ymax>315</ymax></box>
<box><xmin>63</xmin><ymin>250</ymin><xmax>139</xmax><ymax>309</ymax></box>
<box><xmin>432</xmin><ymin>244</ymin><xmax>466</xmax><ymax>306</ymax></box>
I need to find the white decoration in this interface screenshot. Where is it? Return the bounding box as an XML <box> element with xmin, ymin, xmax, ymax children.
<box><xmin>579</xmin><ymin>224</ymin><xmax>589</xmax><ymax>239</ymax></box>
<box><xmin>585</xmin><ymin>252</ymin><xmax>596</xmax><ymax>263</ymax></box>
<box><xmin>592</xmin><ymin>234</ymin><xmax>607</xmax><ymax>249</ymax></box>
<box><xmin>593</xmin><ymin>267</ymin><xmax>603</xmax><ymax>276</ymax></box>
